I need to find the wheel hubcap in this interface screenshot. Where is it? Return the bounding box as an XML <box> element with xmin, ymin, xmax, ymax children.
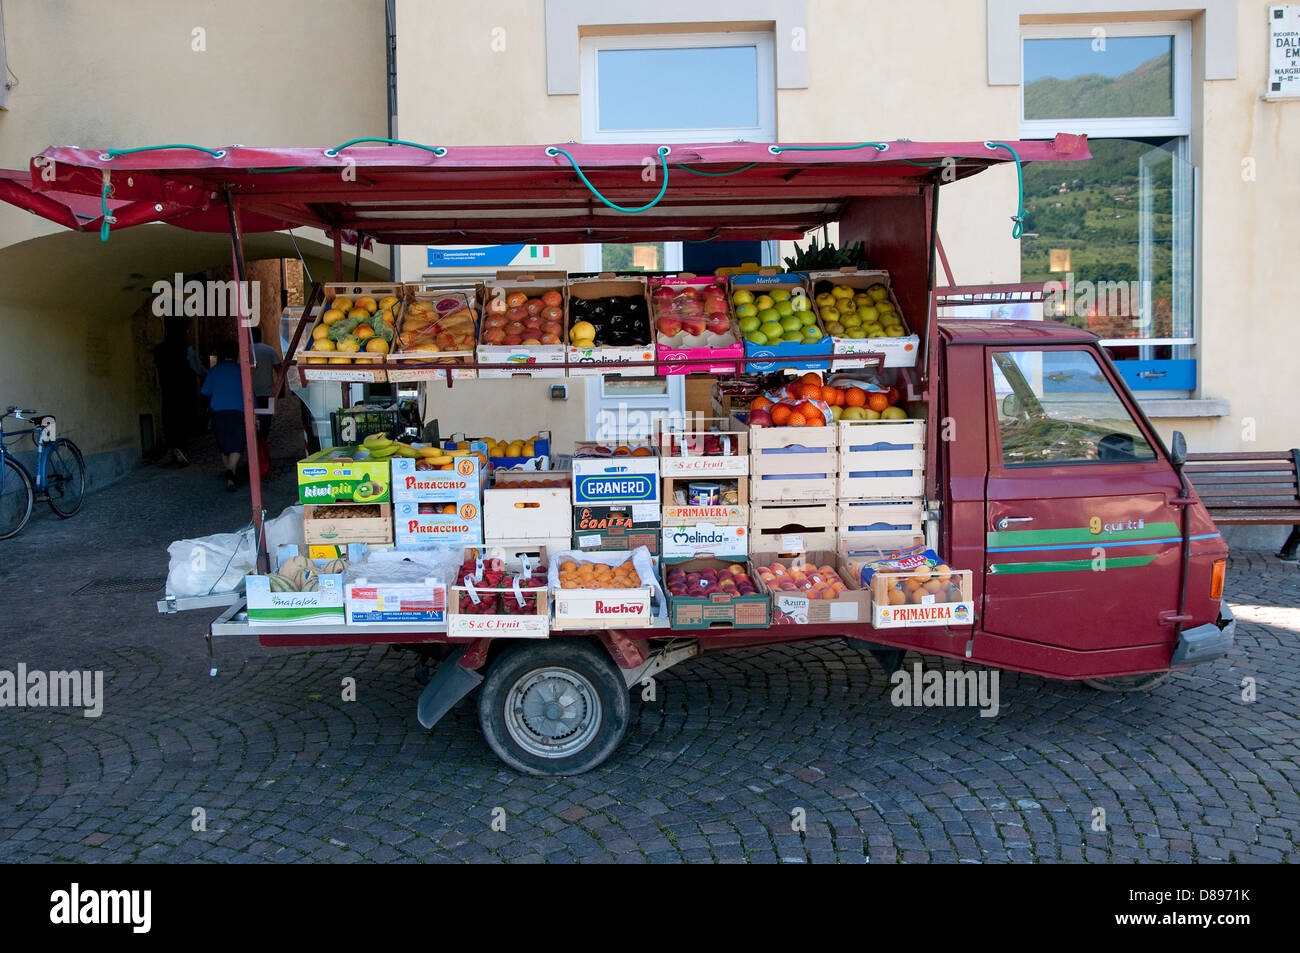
<box><xmin>505</xmin><ymin>668</ymin><xmax>602</xmax><ymax>759</ymax></box>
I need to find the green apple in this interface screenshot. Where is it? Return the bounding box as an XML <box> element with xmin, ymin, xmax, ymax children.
<box><xmin>842</xmin><ymin>314</ymin><xmax>863</xmax><ymax>329</ymax></box>
<box><xmin>745</xmin><ymin>331</ymin><xmax>769</xmax><ymax>346</ymax></box>
<box><xmin>882</xmin><ymin>405</ymin><xmax>908</xmax><ymax>420</ymax></box>
<box><xmin>754</xmin><ymin>294</ymin><xmax>775</xmax><ymax>311</ymax></box>
<box><xmin>775</xmin><ymin>300</ymin><xmax>795</xmax><ymax>318</ymax></box>
<box><xmin>836</xmin><ymin>299</ymin><xmax>856</xmax><ymax>316</ymax></box>
<box><xmin>781</xmin><ymin>331</ymin><xmax>803</xmax><ymax>343</ymax></box>
<box><xmin>760</xmin><ymin>321</ymin><xmax>784</xmax><ymax>340</ymax></box>
<box><xmin>798</xmin><ymin>311</ymin><xmax>817</xmax><ymax>327</ymax></box>
<box><xmin>853</xmin><ymin>293</ymin><xmax>871</xmax><ymax>304</ymax></box>
<box><xmin>820</xmin><ymin>309</ymin><xmax>839</xmax><ymax>324</ymax></box>
<box><xmin>738</xmin><ymin>315</ymin><xmax>761</xmax><ymax>333</ymax></box>
<box><xmin>815</xmin><ymin>292</ymin><xmax>835</xmax><ymax>308</ymax></box>
<box><xmin>768</xmin><ymin>289</ymin><xmax>790</xmax><ymax>302</ymax></box>
<box><xmin>829</xmin><ymin>405</ymin><xmax>844</xmax><ymax>421</ymax></box>
<box><xmin>825</xmin><ymin>321</ymin><xmax>844</xmax><ymax>336</ymax></box>
<box><xmin>864</xmin><ymin>408</ymin><xmax>882</xmax><ymax>420</ymax></box>
<box><xmin>846</xmin><ymin>328</ymin><xmax>867</xmax><ymax>339</ymax></box>
<box><xmin>831</xmin><ymin>286</ymin><xmax>854</xmax><ymax>301</ymax></box>
<box><xmin>868</xmin><ymin>284</ymin><xmax>889</xmax><ymax>302</ymax></box>
<box><xmin>885</xmin><ymin>327</ymin><xmax>905</xmax><ymax>338</ymax></box>
<box><xmin>857</xmin><ymin>305</ymin><xmax>879</xmax><ymax>323</ymax></box>
<box><xmin>757</xmin><ymin>308</ymin><xmax>780</xmax><ymax>325</ymax></box>
<box><xmin>802</xmin><ymin>327</ymin><xmax>823</xmax><ymax>341</ymax></box>
<box><xmin>736</xmin><ymin>303</ymin><xmax>758</xmax><ymax>319</ymax></box>
<box><xmin>732</xmin><ymin>290</ymin><xmax>754</xmax><ymax>306</ymax></box>
<box><xmin>865</xmin><ymin>324</ymin><xmax>884</xmax><ymax>337</ymax></box>
<box><xmin>876</xmin><ymin>300</ymin><xmax>896</xmax><ymax>313</ymax></box>
<box><xmin>790</xmin><ymin>294</ymin><xmax>810</xmax><ymax>313</ymax></box>
<box><xmin>779</xmin><ymin>315</ymin><xmax>802</xmax><ymax>332</ymax></box>
<box><xmin>841</xmin><ymin>406</ymin><xmax>866</xmax><ymax>421</ymax></box>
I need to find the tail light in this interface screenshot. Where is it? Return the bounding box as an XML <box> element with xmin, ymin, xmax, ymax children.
<box><xmin>1209</xmin><ymin>559</ymin><xmax>1226</xmax><ymax>600</ymax></box>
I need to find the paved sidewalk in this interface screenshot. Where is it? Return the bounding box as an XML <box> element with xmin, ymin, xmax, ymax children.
<box><xmin>0</xmin><ymin>433</ymin><xmax>1296</xmax><ymax>863</ymax></box>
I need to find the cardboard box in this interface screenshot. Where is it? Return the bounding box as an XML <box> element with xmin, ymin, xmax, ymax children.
<box><xmin>443</xmin><ymin>431</ymin><xmax>551</xmax><ymax>472</ymax></box>
<box><xmin>750</xmin><ymin>549</ymin><xmax>871</xmax><ymax>624</ymax></box>
<box><xmin>549</xmin><ymin>546</ymin><xmax>659</xmax><ymax>629</ymax></box>
<box><xmin>447</xmin><ymin>546</ymin><xmax>550</xmax><ymax>639</ymax></box>
<box><xmin>245</xmin><ymin>574</ymin><xmax>345</xmax><ymax>625</ymax></box>
<box><xmin>838</xmin><ymin>419</ymin><xmax>925</xmax><ymax>498</ymax></box>
<box><xmin>651</xmin><ymin>274</ymin><xmax>744</xmax><ymax>376</ymax></box>
<box><xmin>484</xmin><ymin>471</ymin><xmax>572</xmax><ymax>541</ymax></box>
<box><xmin>303</xmin><ymin>503</ymin><xmax>394</xmax><ymax>545</ymax></box>
<box><xmin>393</xmin><ymin>500</ymin><xmax>482</xmax><ymax>548</ymax></box>
<box><xmin>804</xmin><ymin>268</ymin><xmax>920</xmax><ymax>370</ymax></box>
<box><xmin>297</xmin><ymin>447</ymin><xmax>392</xmax><ymax>505</ymax></box>
<box><xmin>662</xmin><ymin>557</ymin><xmax>770</xmax><ymax>629</ymax></box>
<box><xmin>573</xmin><ymin>503</ymin><xmax>661</xmax><ymax>554</ymax></box>
<box><xmin>390</xmin><ymin>455</ymin><xmax>483</xmax><ymax>504</ymax></box>
<box><xmin>871</xmin><ymin>569</ymin><xmax>974</xmax><ymax>629</ymax></box>
<box><xmin>296</xmin><ymin>282</ymin><xmax>403</xmax><ymax>384</ymax></box>
<box><xmin>477</xmin><ymin>274</ymin><xmax>567</xmax><ymax>378</ymax></box>
<box><xmin>571</xmin><ymin>445</ymin><xmax>660</xmax><ymax>505</ymax></box>
<box><xmin>387</xmin><ymin>283</ymin><xmax>481</xmax><ymax>381</ymax></box>
<box><xmin>655</xmin><ymin>419</ymin><xmax>749</xmax><ymax>477</ymax></box>
<box><xmin>661</xmin><ymin>475</ymin><xmax>748</xmax><ymax>525</ymax></box>
<box><xmin>566</xmin><ymin>276</ymin><xmax>656</xmax><ymax>377</ymax></box>
<box><xmin>661</xmin><ymin>523</ymin><xmax>748</xmax><ymax>560</ymax></box>
<box><xmin>749</xmin><ymin>425</ymin><xmax>839</xmax><ymax>501</ymax></box>
<box><xmin>345</xmin><ymin>577</ymin><xmax>447</xmax><ymax>626</ymax></box>
<box><xmin>750</xmin><ymin>500</ymin><xmax>838</xmax><ymax>554</ymax></box>
<box><xmin>730</xmin><ymin>272</ymin><xmax>828</xmax><ymax>373</ymax></box>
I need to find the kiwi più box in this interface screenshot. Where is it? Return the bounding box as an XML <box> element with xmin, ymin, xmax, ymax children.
<box><xmin>566</xmin><ymin>275</ymin><xmax>655</xmax><ymax>378</ymax></box>
<box><xmin>297</xmin><ymin>447</ymin><xmax>392</xmax><ymax>504</ymax></box>
<box><xmin>748</xmin><ymin>549</ymin><xmax>871</xmax><ymax>624</ymax></box>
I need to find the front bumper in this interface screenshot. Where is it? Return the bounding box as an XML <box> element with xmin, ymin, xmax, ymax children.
<box><xmin>1170</xmin><ymin>602</ymin><xmax>1235</xmax><ymax>667</ymax></box>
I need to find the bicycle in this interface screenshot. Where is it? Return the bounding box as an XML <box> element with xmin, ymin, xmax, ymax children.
<box><xmin>0</xmin><ymin>407</ymin><xmax>87</xmax><ymax>539</ymax></box>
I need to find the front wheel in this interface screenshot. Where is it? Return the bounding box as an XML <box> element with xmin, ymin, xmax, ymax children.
<box><xmin>0</xmin><ymin>457</ymin><xmax>34</xmax><ymax>540</ymax></box>
<box><xmin>44</xmin><ymin>438</ymin><xmax>86</xmax><ymax>518</ymax></box>
<box><xmin>478</xmin><ymin>640</ymin><xmax>630</xmax><ymax>776</ymax></box>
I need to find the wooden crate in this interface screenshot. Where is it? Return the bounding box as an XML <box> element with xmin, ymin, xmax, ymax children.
<box><xmin>297</xmin><ymin>282</ymin><xmax>404</xmax><ymax>384</ymax></box>
<box><xmin>447</xmin><ymin>545</ymin><xmax>550</xmax><ymax>639</ymax></box>
<box><xmin>655</xmin><ymin>418</ymin><xmax>749</xmax><ymax>477</ymax></box>
<box><xmin>749</xmin><ymin>426</ymin><xmax>838</xmax><ymax>501</ymax></box>
<box><xmin>662</xmin><ymin>475</ymin><xmax>748</xmax><ymax>524</ymax></box>
<box><xmin>483</xmin><ymin>471</ymin><xmax>572</xmax><ymax>542</ymax></box>
<box><xmin>837</xmin><ymin>498</ymin><xmax>925</xmax><ymax>548</ymax></box>
<box><xmin>837</xmin><ymin>419</ymin><xmax>925</xmax><ymax>498</ymax></box>
<box><xmin>871</xmin><ymin>568</ymin><xmax>975</xmax><ymax>629</ymax></box>
<box><xmin>749</xmin><ymin>500</ymin><xmax>838</xmax><ymax>554</ymax></box>
<box><xmin>387</xmin><ymin>282</ymin><xmax>481</xmax><ymax>382</ymax></box>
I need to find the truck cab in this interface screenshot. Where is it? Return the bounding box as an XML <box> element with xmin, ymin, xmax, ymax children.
<box><xmin>916</xmin><ymin>319</ymin><xmax>1232</xmax><ymax>680</ymax></box>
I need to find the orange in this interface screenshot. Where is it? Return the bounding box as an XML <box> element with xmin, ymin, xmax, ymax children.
<box><xmin>845</xmin><ymin>388</ymin><xmax>866</xmax><ymax>408</ymax></box>
<box><xmin>631</xmin><ymin>446</ymin><xmax>652</xmax><ymax>456</ymax></box>
<box><xmin>786</xmin><ymin>412</ymin><xmax>807</xmax><ymax>426</ymax></box>
<box><xmin>770</xmin><ymin>404</ymin><xmax>793</xmax><ymax>426</ymax></box>
<box><xmin>795</xmin><ymin>383</ymin><xmax>822</xmax><ymax>401</ymax></box>
<box><xmin>750</xmin><ymin>396</ymin><xmax>774</xmax><ymax>412</ymax></box>
<box><xmin>561</xmin><ymin>561</ymin><xmax>577</xmax><ymax>572</ymax></box>
<box><xmin>800</xmin><ymin>372</ymin><xmax>822</xmax><ymax>386</ymax></box>
<box><xmin>804</xmin><ymin>415</ymin><xmax>825</xmax><ymax>426</ymax></box>
<box><xmin>820</xmin><ymin>386</ymin><xmax>840</xmax><ymax>406</ymax></box>
<box><xmin>867</xmin><ymin>393</ymin><xmax>890</xmax><ymax>413</ymax></box>
<box><xmin>797</xmin><ymin>400</ymin><xmax>821</xmax><ymax>420</ymax></box>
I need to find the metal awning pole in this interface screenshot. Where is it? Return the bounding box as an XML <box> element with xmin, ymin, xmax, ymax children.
<box><xmin>225</xmin><ymin>189</ymin><xmax>268</xmax><ymax>573</ymax></box>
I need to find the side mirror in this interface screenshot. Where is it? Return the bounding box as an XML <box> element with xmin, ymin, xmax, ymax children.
<box><xmin>1169</xmin><ymin>430</ymin><xmax>1187</xmax><ymax>468</ymax></box>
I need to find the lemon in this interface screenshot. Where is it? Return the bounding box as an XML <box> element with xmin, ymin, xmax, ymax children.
<box><xmin>378</xmin><ymin>295</ymin><xmax>400</xmax><ymax>311</ymax></box>
<box><xmin>328</xmin><ymin>356</ymin><xmax>352</xmax><ymax>364</ymax></box>
<box><xmin>338</xmin><ymin>336</ymin><xmax>362</xmax><ymax>353</ymax></box>
<box><xmin>305</xmin><ymin>356</ymin><xmax>328</xmax><ymax>364</ymax></box>
<box><xmin>355</xmin><ymin>325</ymin><xmax>375</xmax><ymax>340</ymax></box>
<box><xmin>313</xmin><ymin>338</ymin><xmax>336</xmax><ymax>352</ymax></box>
<box><xmin>365</xmin><ymin>337</ymin><xmax>390</xmax><ymax>354</ymax></box>
<box><xmin>569</xmin><ymin>320</ymin><xmax>596</xmax><ymax>341</ymax></box>
<box><xmin>346</xmin><ymin>307</ymin><xmax>369</xmax><ymax>320</ymax></box>
<box><xmin>321</xmin><ymin>309</ymin><xmax>346</xmax><ymax>326</ymax></box>
<box><xmin>332</xmin><ymin>297</ymin><xmax>354</xmax><ymax>313</ymax></box>
<box><xmin>311</xmin><ymin>325</ymin><xmax>330</xmax><ymax>341</ymax></box>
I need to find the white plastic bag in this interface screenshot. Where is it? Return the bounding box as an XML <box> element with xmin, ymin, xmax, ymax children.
<box><xmin>348</xmin><ymin>545</ymin><xmax>462</xmax><ymax>586</ymax></box>
<box><xmin>264</xmin><ymin>505</ymin><xmax>304</xmax><ymax>553</ymax></box>
<box><xmin>166</xmin><ymin>529</ymin><xmax>256</xmax><ymax>597</ymax></box>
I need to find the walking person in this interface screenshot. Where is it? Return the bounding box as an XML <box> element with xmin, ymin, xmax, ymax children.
<box><xmin>200</xmin><ymin>340</ymin><xmax>246</xmax><ymax>492</ymax></box>
<box><xmin>249</xmin><ymin>327</ymin><xmax>279</xmax><ymax>441</ymax></box>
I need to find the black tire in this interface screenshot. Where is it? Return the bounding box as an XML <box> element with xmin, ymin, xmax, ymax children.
<box><xmin>1084</xmin><ymin>671</ymin><xmax>1171</xmax><ymax>692</ymax></box>
<box><xmin>0</xmin><ymin>457</ymin><xmax>34</xmax><ymax>540</ymax></box>
<box><xmin>44</xmin><ymin>439</ymin><xmax>86</xmax><ymax>518</ymax></box>
<box><xmin>477</xmin><ymin>640</ymin><xmax>630</xmax><ymax>776</ymax></box>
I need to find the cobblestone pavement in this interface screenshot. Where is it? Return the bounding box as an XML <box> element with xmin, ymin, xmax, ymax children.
<box><xmin>0</xmin><ymin>428</ymin><xmax>1296</xmax><ymax>864</ymax></box>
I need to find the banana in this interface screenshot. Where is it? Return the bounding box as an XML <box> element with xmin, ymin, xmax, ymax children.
<box><xmin>392</xmin><ymin>443</ymin><xmax>420</xmax><ymax>458</ymax></box>
<box><xmin>416</xmin><ymin>445</ymin><xmax>441</xmax><ymax>458</ymax></box>
<box><xmin>362</xmin><ymin>432</ymin><xmax>392</xmax><ymax>450</ymax></box>
<box><xmin>368</xmin><ymin>445</ymin><xmax>399</xmax><ymax>459</ymax></box>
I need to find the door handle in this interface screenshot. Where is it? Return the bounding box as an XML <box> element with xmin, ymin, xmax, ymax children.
<box><xmin>995</xmin><ymin>516</ymin><xmax>1034</xmax><ymax>531</ymax></box>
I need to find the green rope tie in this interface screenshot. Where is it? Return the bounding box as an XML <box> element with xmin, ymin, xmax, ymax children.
<box><xmin>768</xmin><ymin>142</ymin><xmax>889</xmax><ymax>155</ymax></box>
<box><xmin>546</xmin><ymin>145</ymin><xmax>670</xmax><ymax>214</ymax></box>
<box><xmin>99</xmin><ymin>173</ymin><xmax>114</xmax><ymax>242</ymax></box>
<box><xmin>674</xmin><ymin>162</ymin><xmax>757</xmax><ymax>177</ymax></box>
<box><xmin>325</xmin><ymin>137</ymin><xmax>446</xmax><ymax>157</ymax></box>
<box><xmin>99</xmin><ymin>144</ymin><xmax>226</xmax><ymax>160</ymax></box>
<box><xmin>985</xmin><ymin>141</ymin><xmax>1026</xmax><ymax>239</ymax></box>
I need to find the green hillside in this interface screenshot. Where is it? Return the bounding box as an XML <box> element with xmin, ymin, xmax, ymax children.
<box><xmin>1024</xmin><ymin>51</ymin><xmax>1173</xmax><ymax>120</ymax></box>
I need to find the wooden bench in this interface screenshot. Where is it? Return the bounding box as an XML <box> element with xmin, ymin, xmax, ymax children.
<box><xmin>1184</xmin><ymin>450</ymin><xmax>1300</xmax><ymax>558</ymax></box>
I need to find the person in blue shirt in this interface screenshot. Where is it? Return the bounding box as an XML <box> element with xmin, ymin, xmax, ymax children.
<box><xmin>200</xmin><ymin>340</ymin><xmax>246</xmax><ymax>491</ymax></box>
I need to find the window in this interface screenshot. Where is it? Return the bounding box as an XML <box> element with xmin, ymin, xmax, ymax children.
<box><xmin>992</xmin><ymin>349</ymin><xmax>1156</xmax><ymax>467</ymax></box>
<box><xmin>580</xmin><ymin>32</ymin><xmax>776</xmax><ymax>143</ymax></box>
<box><xmin>1019</xmin><ymin>22</ymin><xmax>1195</xmax><ymax>394</ymax></box>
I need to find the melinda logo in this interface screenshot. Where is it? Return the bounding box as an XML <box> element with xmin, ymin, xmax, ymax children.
<box><xmin>50</xmin><ymin>884</ymin><xmax>151</xmax><ymax>933</ymax></box>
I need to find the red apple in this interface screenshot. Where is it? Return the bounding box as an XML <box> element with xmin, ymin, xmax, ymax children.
<box><xmin>681</xmin><ymin>316</ymin><xmax>706</xmax><ymax>335</ymax></box>
<box><xmin>748</xmin><ymin>408</ymin><xmax>773</xmax><ymax>427</ymax></box>
<box><xmin>705</xmin><ymin>313</ymin><xmax>730</xmax><ymax>334</ymax></box>
<box><xmin>656</xmin><ymin>316</ymin><xmax>683</xmax><ymax>336</ymax></box>
<box><xmin>704</xmin><ymin>297</ymin><xmax>729</xmax><ymax>315</ymax></box>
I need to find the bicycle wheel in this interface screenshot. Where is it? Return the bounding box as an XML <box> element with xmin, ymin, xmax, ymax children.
<box><xmin>0</xmin><ymin>456</ymin><xmax>34</xmax><ymax>539</ymax></box>
<box><xmin>44</xmin><ymin>438</ymin><xmax>86</xmax><ymax>518</ymax></box>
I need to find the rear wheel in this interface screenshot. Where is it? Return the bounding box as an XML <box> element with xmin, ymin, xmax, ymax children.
<box><xmin>1084</xmin><ymin>672</ymin><xmax>1171</xmax><ymax>692</ymax></box>
<box><xmin>478</xmin><ymin>640</ymin><xmax>630</xmax><ymax>776</ymax></box>
<box><xmin>43</xmin><ymin>439</ymin><xmax>86</xmax><ymax>518</ymax></box>
<box><xmin>0</xmin><ymin>457</ymin><xmax>34</xmax><ymax>540</ymax></box>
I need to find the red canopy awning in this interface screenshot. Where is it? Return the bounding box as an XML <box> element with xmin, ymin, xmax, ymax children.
<box><xmin>3</xmin><ymin>136</ymin><xmax>1090</xmax><ymax>245</ymax></box>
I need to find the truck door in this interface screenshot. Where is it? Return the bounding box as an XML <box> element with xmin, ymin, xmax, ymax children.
<box><xmin>981</xmin><ymin>346</ymin><xmax>1185</xmax><ymax>650</ymax></box>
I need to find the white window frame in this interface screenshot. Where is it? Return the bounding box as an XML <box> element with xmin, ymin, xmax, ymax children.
<box><xmin>580</xmin><ymin>31</ymin><xmax>777</xmax><ymax>144</ymax></box>
<box><xmin>1019</xmin><ymin>21</ymin><xmax>1192</xmax><ymax>139</ymax></box>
